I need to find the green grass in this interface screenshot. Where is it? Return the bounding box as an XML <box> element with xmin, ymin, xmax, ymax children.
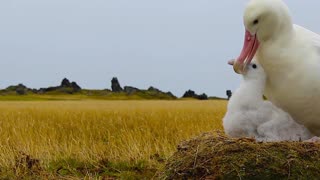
<box><xmin>0</xmin><ymin>89</ymin><xmax>177</xmax><ymax>101</ymax></box>
<box><xmin>48</xmin><ymin>159</ymin><xmax>156</xmax><ymax>179</ymax></box>
<box><xmin>0</xmin><ymin>94</ymin><xmax>84</xmax><ymax>101</ymax></box>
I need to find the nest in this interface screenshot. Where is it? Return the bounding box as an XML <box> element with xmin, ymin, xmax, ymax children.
<box><xmin>159</xmin><ymin>131</ymin><xmax>320</xmax><ymax>179</ymax></box>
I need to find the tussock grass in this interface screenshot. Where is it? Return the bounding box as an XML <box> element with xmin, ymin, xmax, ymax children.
<box><xmin>161</xmin><ymin>131</ymin><xmax>320</xmax><ymax>179</ymax></box>
<box><xmin>0</xmin><ymin>100</ymin><xmax>226</xmax><ymax>178</ymax></box>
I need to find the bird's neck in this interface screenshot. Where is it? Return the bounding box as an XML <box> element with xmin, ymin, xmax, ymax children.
<box><xmin>277</xmin><ymin>15</ymin><xmax>294</xmax><ymax>40</ymax></box>
<box><xmin>257</xmin><ymin>27</ymin><xmax>295</xmax><ymax>78</ymax></box>
<box><xmin>229</xmin><ymin>78</ymin><xmax>266</xmax><ymax>108</ymax></box>
<box><xmin>240</xmin><ymin>78</ymin><xmax>265</xmax><ymax>98</ymax></box>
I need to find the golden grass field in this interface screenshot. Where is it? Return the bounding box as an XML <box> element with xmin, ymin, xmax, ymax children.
<box><xmin>0</xmin><ymin>100</ymin><xmax>227</xmax><ymax>178</ymax></box>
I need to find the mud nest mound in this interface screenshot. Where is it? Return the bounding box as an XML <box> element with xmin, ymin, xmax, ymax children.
<box><xmin>160</xmin><ymin>131</ymin><xmax>320</xmax><ymax>179</ymax></box>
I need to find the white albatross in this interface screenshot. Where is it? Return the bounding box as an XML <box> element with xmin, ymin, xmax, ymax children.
<box><xmin>223</xmin><ymin>60</ymin><xmax>312</xmax><ymax>141</ymax></box>
<box><xmin>233</xmin><ymin>0</ymin><xmax>320</xmax><ymax>136</ymax></box>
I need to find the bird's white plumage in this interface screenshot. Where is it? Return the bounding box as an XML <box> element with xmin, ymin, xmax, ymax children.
<box><xmin>242</xmin><ymin>0</ymin><xmax>320</xmax><ymax>135</ymax></box>
<box><xmin>294</xmin><ymin>24</ymin><xmax>320</xmax><ymax>54</ymax></box>
<box><xmin>223</xmin><ymin>61</ymin><xmax>312</xmax><ymax>141</ymax></box>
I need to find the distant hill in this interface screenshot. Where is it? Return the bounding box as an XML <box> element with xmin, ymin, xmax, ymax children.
<box><xmin>0</xmin><ymin>77</ymin><xmax>227</xmax><ymax>101</ymax></box>
<box><xmin>0</xmin><ymin>78</ymin><xmax>177</xmax><ymax>100</ymax></box>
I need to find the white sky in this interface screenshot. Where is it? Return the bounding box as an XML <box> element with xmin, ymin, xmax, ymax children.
<box><xmin>0</xmin><ymin>0</ymin><xmax>319</xmax><ymax>97</ymax></box>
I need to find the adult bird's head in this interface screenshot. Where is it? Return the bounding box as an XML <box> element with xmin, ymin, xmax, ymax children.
<box><xmin>233</xmin><ymin>0</ymin><xmax>292</xmax><ymax>74</ymax></box>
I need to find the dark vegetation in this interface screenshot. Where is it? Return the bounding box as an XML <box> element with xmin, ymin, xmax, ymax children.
<box><xmin>0</xmin><ymin>77</ymin><xmax>226</xmax><ymax>100</ymax></box>
<box><xmin>5</xmin><ymin>152</ymin><xmax>157</xmax><ymax>179</ymax></box>
<box><xmin>226</xmin><ymin>90</ymin><xmax>232</xmax><ymax>100</ymax></box>
<box><xmin>159</xmin><ymin>131</ymin><xmax>320</xmax><ymax>179</ymax></box>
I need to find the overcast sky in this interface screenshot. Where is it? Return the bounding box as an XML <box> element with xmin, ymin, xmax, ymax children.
<box><xmin>0</xmin><ymin>0</ymin><xmax>319</xmax><ymax>97</ymax></box>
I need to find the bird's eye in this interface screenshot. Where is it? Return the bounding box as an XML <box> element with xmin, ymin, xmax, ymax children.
<box><xmin>253</xmin><ymin>19</ymin><xmax>259</xmax><ymax>25</ymax></box>
<box><xmin>252</xmin><ymin>64</ymin><xmax>257</xmax><ymax>69</ymax></box>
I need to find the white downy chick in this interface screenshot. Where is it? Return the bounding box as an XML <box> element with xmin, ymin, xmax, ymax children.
<box><xmin>223</xmin><ymin>60</ymin><xmax>312</xmax><ymax>142</ymax></box>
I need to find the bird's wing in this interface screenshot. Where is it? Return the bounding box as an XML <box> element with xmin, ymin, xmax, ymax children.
<box><xmin>294</xmin><ymin>24</ymin><xmax>320</xmax><ymax>54</ymax></box>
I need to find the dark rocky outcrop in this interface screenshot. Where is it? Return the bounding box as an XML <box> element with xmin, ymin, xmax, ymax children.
<box><xmin>124</xmin><ymin>86</ymin><xmax>140</xmax><ymax>95</ymax></box>
<box><xmin>60</xmin><ymin>78</ymin><xmax>81</xmax><ymax>92</ymax></box>
<box><xmin>148</xmin><ymin>86</ymin><xmax>161</xmax><ymax>93</ymax></box>
<box><xmin>61</xmin><ymin>78</ymin><xmax>71</xmax><ymax>87</ymax></box>
<box><xmin>6</xmin><ymin>84</ymin><xmax>27</xmax><ymax>91</ymax></box>
<box><xmin>111</xmin><ymin>77</ymin><xmax>123</xmax><ymax>92</ymax></box>
<box><xmin>165</xmin><ymin>92</ymin><xmax>175</xmax><ymax>98</ymax></box>
<box><xmin>148</xmin><ymin>86</ymin><xmax>177</xmax><ymax>99</ymax></box>
<box><xmin>197</xmin><ymin>93</ymin><xmax>208</xmax><ymax>100</ymax></box>
<box><xmin>39</xmin><ymin>78</ymin><xmax>81</xmax><ymax>94</ymax></box>
<box><xmin>6</xmin><ymin>84</ymin><xmax>30</xmax><ymax>95</ymax></box>
<box><xmin>122</xmin><ymin>84</ymin><xmax>176</xmax><ymax>99</ymax></box>
<box><xmin>16</xmin><ymin>87</ymin><xmax>27</xmax><ymax>95</ymax></box>
<box><xmin>182</xmin><ymin>90</ymin><xmax>208</xmax><ymax>100</ymax></box>
<box><xmin>182</xmin><ymin>90</ymin><xmax>197</xmax><ymax>98</ymax></box>
<box><xmin>70</xmin><ymin>82</ymin><xmax>81</xmax><ymax>92</ymax></box>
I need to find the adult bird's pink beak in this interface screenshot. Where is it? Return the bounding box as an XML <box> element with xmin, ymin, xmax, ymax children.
<box><xmin>234</xmin><ymin>30</ymin><xmax>259</xmax><ymax>74</ymax></box>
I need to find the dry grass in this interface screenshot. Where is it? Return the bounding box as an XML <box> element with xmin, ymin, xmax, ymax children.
<box><xmin>0</xmin><ymin>100</ymin><xmax>226</xmax><ymax>178</ymax></box>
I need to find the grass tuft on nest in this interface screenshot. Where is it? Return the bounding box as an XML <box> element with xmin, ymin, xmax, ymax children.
<box><xmin>159</xmin><ymin>131</ymin><xmax>320</xmax><ymax>179</ymax></box>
